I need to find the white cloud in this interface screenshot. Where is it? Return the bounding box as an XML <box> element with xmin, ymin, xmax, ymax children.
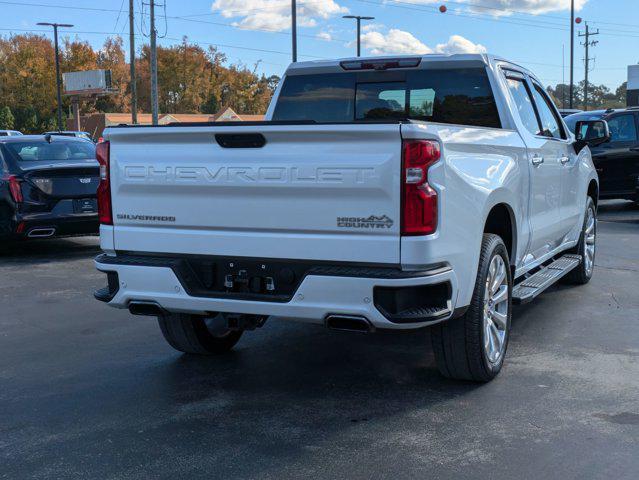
<box><xmin>211</xmin><ymin>0</ymin><xmax>348</xmax><ymax>32</ymax></box>
<box><xmin>316</xmin><ymin>31</ymin><xmax>332</xmax><ymax>42</ymax></box>
<box><xmin>360</xmin><ymin>28</ymin><xmax>485</xmax><ymax>56</ymax></box>
<box><xmin>391</xmin><ymin>0</ymin><xmax>587</xmax><ymax>15</ymax></box>
<box><xmin>435</xmin><ymin>35</ymin><xmax>487</xmax><ymax>54</ymax></box>
<box><xmin>362</xmin><ymin>22</ymin><xmax>385</xmax><ymax>33</ymax></box>
<box><xmin>360</xmin><ymin>29</ymin><xmax>433</xmax><ymax>55</ymax></box>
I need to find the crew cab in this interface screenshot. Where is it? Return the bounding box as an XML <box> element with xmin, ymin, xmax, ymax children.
<box><xmin>94</xmin><ymin>54</ymin><xmax>608</xmax><ymax>381</ymax></box>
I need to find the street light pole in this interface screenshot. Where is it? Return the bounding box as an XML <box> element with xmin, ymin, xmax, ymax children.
<box><xmin>569</xmin><ymin>0</ymin><xmax>574</xmax><ymax>109</ymax></box>
<box><xmin>342</xmin><ymin>15</ymin><xmax>375</xmax><ymax>57</ymax></box>
<box><xmin>291</xmin><ymin>0</ymin><xmax>297</xmax><ymax>62</ymax></box>
<box><xmin>149</xmin><ymin>0</ymin><xmax>159</xmax><ymax>125</ymax></box>
<box><xmin>129</xmin><ymin>0</ymin><xmax>138</xmax><ymax>124</ymax></box>
<box><xmin>37</xmin><ymin>22</ymin><xmax>73</xmax><ymax>131</ymax></box>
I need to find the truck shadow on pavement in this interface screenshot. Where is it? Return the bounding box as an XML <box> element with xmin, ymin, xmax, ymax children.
<box><xmin>156</xmin><ymin>323</ymin><xmax>483</xmax><ymax>427</ymax></box>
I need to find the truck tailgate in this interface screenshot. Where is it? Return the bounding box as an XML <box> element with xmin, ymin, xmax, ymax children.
<box><xmin>107</xmin><ymin>124</ymin><xmax>402</xmax><ymax>264</ymax></box>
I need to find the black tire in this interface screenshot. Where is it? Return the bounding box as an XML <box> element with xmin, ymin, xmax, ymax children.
<box><xmin>563</xmin><ymin>196</ymin><xmax>596</xmax><ymax>285</ymax></box>
<box><xmin>158</xmin><ymin>313</ymin><xmax>243</xmax><ymax>355</ymax></box>
<box><xmin>431</xmin><ymin>233</ymin><xmax>512</xmax><ymax>382</ymax></box>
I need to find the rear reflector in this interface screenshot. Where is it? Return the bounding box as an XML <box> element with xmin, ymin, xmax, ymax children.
<box><xmin>340</xmin><ymin>57</ymin><xmax>422</xmax><ymax>71</ymax></box>
<box><xmin>8</xmin><ymin>175</ymin><xmax>23</xmax><ymax>203</ymax></box>
<box><xmin>96</xmin><ymin>141</ymin><xmax>112</xmax><ymax>225</ymax></box>
<box><xmin>401</xmin><ymin>140</ymin><xmax>440</xmax><ymax>236</ymax></box>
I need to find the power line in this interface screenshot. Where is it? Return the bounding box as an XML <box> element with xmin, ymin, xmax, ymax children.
<box><xmin>0</xmin><ymin>26</ymin><xmax>320</xmax><ymax>62</ymax></box>
<box><xmin>2</xmin><ymin>0</ymin><xmax>639</xmax><ymax>41</ymax></box>
<box><xmin>113</xmin><ymin>0</ymin><xmax>126</xmax><ymax>32</ymax></box>
<box><xmin>172</xmin><ymin>16</ymin><xmax>351</xmax><ymax>44</ymax></box>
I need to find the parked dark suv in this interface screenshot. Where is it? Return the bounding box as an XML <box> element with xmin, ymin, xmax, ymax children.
<box><xmin>0</xmin><ymin>135</ymin><xmax>99</xmax><ymax>240</ymax></box>
<box><xmin>565</xmin><ymin>108</ymin><xmax>639</xmax><ymax>203</ymax></box>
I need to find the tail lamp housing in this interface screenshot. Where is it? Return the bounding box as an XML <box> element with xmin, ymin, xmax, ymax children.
<box><xmin>401</xmin><ymin>139</ymin><xmax>440</xmax><ymax>236</ymax></box>
<box><xmin>5</xmin><ymin>175</ymin><xmax>23</xmax><ymax>203</ymax></box>
<box><xmin>96</xmin><ymin>141</ymin><xmax>112</xmax><ymax>225</ymax></box>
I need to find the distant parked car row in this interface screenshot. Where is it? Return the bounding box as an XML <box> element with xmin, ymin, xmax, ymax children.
<box><xmin>558</xmin><ymin>108</ymin><xmax>583</xmax><ymax>118</ymax></box>
<box><xmin>43</xmin><ymin>131</ymin><xmax>95</xmax><ymax>142</ymax></box>
<box><xmin>0</xmin><ymin>134</ymin><xmax>99</xmax><ymax>242</ymax></box>
<box><xmin>0</xmin><ymin>130</ymin><xmax>95</xmax><ymax>141</ymax></box>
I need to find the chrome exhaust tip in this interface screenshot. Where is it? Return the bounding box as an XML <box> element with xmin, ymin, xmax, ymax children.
<box><xmin>128</xmin><ymin>301</ymin><xmax>167</xmax><ymax>317</ymax></box>
<box><xmin>325</xmin><ymin>314</ymin><xmax>375</xmax><ymax>333</ymax></box>
<box><xmin>27</xmin><ymin>227</ymin><xmax>56</xmax><ymax>238</ymax></box>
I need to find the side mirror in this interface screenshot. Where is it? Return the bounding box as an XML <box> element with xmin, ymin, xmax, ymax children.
<box><xmin>574</xmin><ymin>119</ymin><xmax>610</xmax><ymax>153</ymax></box>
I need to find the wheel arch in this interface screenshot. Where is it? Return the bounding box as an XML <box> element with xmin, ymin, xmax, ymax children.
<box><xmin>483</xmin><ymin>202</ymin><xmax>517</xmax><ymax>267</ymax></box>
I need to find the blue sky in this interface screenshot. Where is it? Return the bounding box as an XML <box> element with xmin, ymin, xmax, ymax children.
<box><xmin>2</xmin><ymin>0</ymin><xmax>637</xmax><ymax>91</ymax></box>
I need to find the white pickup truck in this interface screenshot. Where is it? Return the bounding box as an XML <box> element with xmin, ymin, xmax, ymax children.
<box><xmin>94</xmin><ymin>54</ymin><xmax>609</xmax><ymax>381</ymax></box>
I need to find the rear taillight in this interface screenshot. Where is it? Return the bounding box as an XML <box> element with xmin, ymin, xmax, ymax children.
<box><xmin>401</xmin><ymin>139</ymin><xmax>440</xmax><ymax>236</ymax></box>
<box><xmin>96</xmin><ymin>141</ymin><xmax>112</xmax><ymax>225</ymax></box>
<box><xmin>3</xmin><ymin>175</ymin><xmax>23</xmax><ymax>203</ymax></box>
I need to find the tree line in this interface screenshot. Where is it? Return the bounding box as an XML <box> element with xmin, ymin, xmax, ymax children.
<box><xmin>0</xmin><ymin>34</ymin><xmax>279</xmax><ymax>133</ymax></box>
<box><xmin>547</xmin><ymin>80</ymin><xmax>627</xmax><ymax>111</ymax></box>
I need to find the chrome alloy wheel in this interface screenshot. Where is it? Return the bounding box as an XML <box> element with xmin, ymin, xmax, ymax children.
<box><xmin>584</xmin><ymin>206</ymin><xmax>596</xmax><ymax>276</ymax></box>
<box><xmin>483</xmin><ymin>254</ymin><xmax>509</xmax><ymax>364</ymax></box>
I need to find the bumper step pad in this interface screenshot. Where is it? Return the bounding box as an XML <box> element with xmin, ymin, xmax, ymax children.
<box><xmin>512</xmin><ymin>254</ymin><xmax>582</xmax><ymax>305</ymax></box>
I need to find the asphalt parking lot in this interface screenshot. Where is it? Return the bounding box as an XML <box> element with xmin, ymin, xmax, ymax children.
<box><xmin>1</xmin><ymin>200</ymin><xmax>638</xmax><ymax>480</ymax></box>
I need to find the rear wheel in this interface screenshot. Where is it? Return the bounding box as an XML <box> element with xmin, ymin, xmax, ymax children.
<box><xmin>564</xmin><ymin>196</ymin><xmax>596</xmax><ymax>285</ymax></box>
<box><xmin>431</xmin><ymin>233</ymin><xmax>512</xmax><ymax>382</ymax></box>
<box><xmin>158</xmin><ymin>313</ymin><xmax>243</xmax><ymax>355</ymax></box>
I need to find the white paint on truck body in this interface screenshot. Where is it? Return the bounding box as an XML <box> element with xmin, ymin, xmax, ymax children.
<box><xmin>107</xmin><ymin>124</ymin><xmax>402</xmax><ymax>264</ymax></box>
<box><xmin>97</xmin><ymin>53</ymin><xmax>599</xmax><ymax>328</ymax></box>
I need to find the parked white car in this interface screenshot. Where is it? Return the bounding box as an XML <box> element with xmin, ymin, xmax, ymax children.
<box><xmin>94</xmin><ymin>54</ymin><xmax>608</xmax><ymax>381</ymax></box>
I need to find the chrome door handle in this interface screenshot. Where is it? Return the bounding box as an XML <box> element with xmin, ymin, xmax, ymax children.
<box><xmin>559</xmin><ymin>155</ymin><xmax>570</xmax><ymax>165</ymax></box>
<box><xmin>531</xmin><ymin>155</ymin><xmax>544</xmax><ymax>166</ymax></box>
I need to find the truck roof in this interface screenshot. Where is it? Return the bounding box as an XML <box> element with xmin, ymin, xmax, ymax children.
<box><xmin>285</xmin><ymin>53</ymin><xmax>539</xmax><ymax>83</ymax></box>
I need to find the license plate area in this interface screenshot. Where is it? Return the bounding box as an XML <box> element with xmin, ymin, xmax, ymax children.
<box><xmin>74</xmin><ymin>198</ymin><xmax>97</xmax><ymax>213</ymax></box>
<box><xmin>180</xmin><ymin>258</ymin><xmax>308</xmax><ymax>302</ymax></box>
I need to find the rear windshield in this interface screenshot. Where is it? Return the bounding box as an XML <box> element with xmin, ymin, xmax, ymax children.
<box><xmin>272</xmin><ymin>67</ymin><xmax>501</xmax><ymax>128</ymax></box>
<box><xmin>6</xmin><ymin>140</ymin><xmax>96</xmax><ymax>162</ymax></box>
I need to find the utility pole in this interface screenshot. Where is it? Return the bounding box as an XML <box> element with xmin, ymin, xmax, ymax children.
<box><xmin>579</xmin><ymin>23</ymin><xmax>599</xmax><ymax>111</ymax></box>
<box><xmin>569</xmin><ymin>0</ymin><xmax>574</xmax><ymax>108</ymax></box>
<box><xmin>37</xmin><ymin>22</ymin><xmax>74</xmax><ymax>130</ymax></box>
<box><xmin>129</xmin><ymin>0</ymin><xmax>138</xmax><ymax>124</ymax></box>
<box><xmin>149</xmin><ymin>0</ymin><xmax>159</xmax><ymax>125</ymax></box>
<box><xmin>342</xmin><ymin>15</ymin><xmax>375</xmax><ymax>57</ymax></box>
<box><xmin>291</xmin><ymin>0</ymin><xmax>297</xmax><ymax>62</ymax></box>
<box><xmin>562</xmin><ymin>44</ymin><xmax>566</xmax><ymax>109</ymax></box>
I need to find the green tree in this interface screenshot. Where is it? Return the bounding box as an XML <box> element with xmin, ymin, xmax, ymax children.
<box><xmin>546</xmin><ymin>83</ymin><xmax>571</xmax><ymax>108</ymax></box>
<box><xmin>0</xmin><ymin>106</ymin><xmax>15</xmax><ymax>129</ymax></box>
<box><xmin>616</xmin><ymin>82</ymin><xmax>627</xmax><ymax>104</ymax></box>
<box><xmin>13</xmin><ymin>106</ymin><xmax>39</xmax><ymax>133</ymax></box>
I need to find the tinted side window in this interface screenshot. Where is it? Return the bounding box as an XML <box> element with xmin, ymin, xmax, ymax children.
<box><xmin>606</xmin><ymin>114</ymin><xmax>638</xmax><ymax>142</ymax></box>
<box><xmin>532</xmin><ymin>84</ymin><xmax>564</xmax><ymax>139</ymax></box>
<box><xmin>506</xmin><ymin>78</ymin><xmax>540</xmax><ymax>136</ymax></box>
<box><xmin>407</xmin><ymin>68</ymin><xmax>501</xmax><ymax>128</ymax></box>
